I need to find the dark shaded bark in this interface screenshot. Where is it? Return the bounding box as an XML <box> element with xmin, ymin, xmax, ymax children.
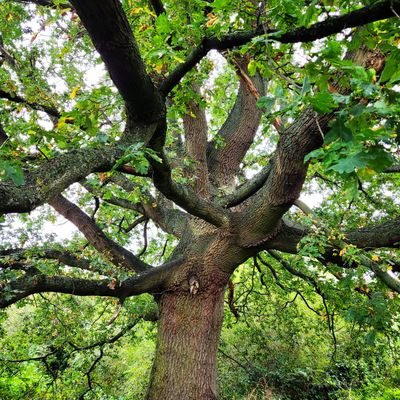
<box><xmin>69</xmin><ymin>0</ymin><xmax>163</xmax><ymax>124</ymax></box>
<box><xmin>149</xmin><ymin>0</ymin><xmax>166</xmax><ymax>16</ymax></box>
<box><xmin>0</xmin><ymin>123</ymin><xmax>8</xmax><ymax>146</ymax></box>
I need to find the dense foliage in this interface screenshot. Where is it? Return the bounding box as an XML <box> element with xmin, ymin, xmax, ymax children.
<box><xmin>1</xmin><ymin>0</ymin><xmax>400</xmax><ymax>399</ymax></box>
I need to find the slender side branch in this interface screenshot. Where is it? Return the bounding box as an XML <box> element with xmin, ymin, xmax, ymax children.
<box><xmin>82</xmin><ymin>180</ymin><xmax>144</xmax><ymax>213</ymax></box>
<box><xmin>12</xmin><ymin>0</ymin><xmax>70</xmax><ymax>6</ymax></box>
<box><xmin>383</xmin><ymin>165</ymin><xmax>400</xmax><ymax>173</ymax></box>
<box><xmin>69</xmin><ymin>315</ymin><xmax>157</xmax><ymax>351</ymax></box>
<box><xmin>0</xmin><ymin>89</ymin><xmax>61</xmax><ymax>119</ymax></box>
<box><xmin>123</xmin><ymin>216</ymin><xmax>148</xmax><ymax>233</ymax></box>
<box><xmin>221</xmin><ymin>164</ymin><xmax>271</xmax><ymax>208</ymax></box>
<box><xmin>0</xmin><ymin>248</ymin><xmax>107</xmax><ymax>274</ymax></box>
<box><xmin>160</xmin><ymin>30</ymin><xmax>263</xmax><ymax>96</ymax></box>
<box><xmin>267</xmin><ymin>250</ymin><xmax>325</xmax><ymax>297</ymax></box>
<box><xmin>83</xmin><ymin>177</ymin><xmax>188</xmax><ymax>237</ymax></box>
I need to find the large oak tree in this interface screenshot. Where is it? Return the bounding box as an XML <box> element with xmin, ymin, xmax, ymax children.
<box><xmin>1</xmin><ymin>0</ymin><xmax>400</xmax><ymax>398</ymax></box>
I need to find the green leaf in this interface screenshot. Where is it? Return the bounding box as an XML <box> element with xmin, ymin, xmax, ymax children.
<box><xmin>247</xmin><ymin>60</ymin><xmax>257</xmax><ymax>77</ymax></box>
<box><xmin>0</xmin><ymin>162</ymin><xmax>25</xmax><ymax>186</ymax></box>
<box><xmin>301</xmin><ymin>75</ymin><xmax>311</xmax><ymax>96</ymax></box>
<box><xmin>320</xmin><ymin>40</ymin><xmax>342</xmax><ymax>61</ymax></box>
<box><xmin>380</xmin><ymin>49</ymin><xmax>400</xmax><ymax>83</ymax></box>
<box><xmin>156</xmin><ymin>13</ymin><xmax>170</xmax><ymax>35</ymax></box>
<box><xmin>357</xmin><ymin>146</ymin><xmax>394</xmax><ymax>172</ymax></box>
<box><xmin>257</xmin><ymin>96</ymin><xmax>275</xmax><ymax>111</ymax></box>
<box><xmin>373</xmin><ymin>99</ymin><xmax>394</xmax><ymax>116</ymax></box>
<box><xmin>343</xmin><ymin>174</ymin><xmax>359</xmax><ymax>201</ymax></box>
<box><xmin>328</xmin><ymin>146</ymin><xmax>394</xmax><ymax>175</ymax></box>
<box><xmin>325</xmin><ymin>115</ymin><xmax>353</xmax><ymax>143</ymax></box>
<box><xmin>304</xmin><ymin>147</ymin><xmax>325</xmax><ymax>162</ymax></box>
<box><xmin>328</xmin><ymin>153</ymin><xmax>366</xmax><ymax>174</ymax></box>
<box><xmin>308</xmin><ymin>91</ymin><xmax>337</xmax><ymax>114</ymax></box>
<box><xmin>211</xmin><ymin>0</ymin><xmax>229</xmax><ymax>10</ymax></box>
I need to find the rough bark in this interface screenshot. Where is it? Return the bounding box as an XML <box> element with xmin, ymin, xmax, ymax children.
<box><xmin>69</xmin><ymin>0</ymin><xmax>163</xmax><ymax>124</ymax></box>
<box><xmin>0</xmin><ymin>147</ymin><xmax>121</xmax><ymax>214</ymax></box>
<box><xmin>208</xmin><ymin>65</ymin><xmax>264</xmax><ymax>188</ymax></box>
<box><xmin>147</xmin><ymin>268</ymin><xmax>229</xmax><ymax>400</ymax></box>
<box><xmin>183</xmin><ymin>85</ymin><xmax>211</xmax><ymax>197</ymax></box>
<box><xmin>233</xmin><ymin>108</ymin><xmax>331</xmax><ymax>247</ymax></box>
<box><xmin>267</xmin><ymin>218</ymin><xmax>400</xmax><ymax>254</ymax></box>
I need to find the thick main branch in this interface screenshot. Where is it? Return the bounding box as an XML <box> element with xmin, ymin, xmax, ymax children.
<box><xmin>49</xmin><ymin>194</ymin><xmax>150</xmax><ymax>273</ymax></box>
<box><xmin>208</xmin><ymin>65</ymin><xmax>264</xmax><ymax>187</ymax></box>
<box><xmin>0</xmin><ymin>147</ymin><xmax>121</xmax><ymax>214</ymax></box>
<box><xmin>69</xmin><ymin>0</ymin><xmax>163</xmax><ymax>124</ymax></box>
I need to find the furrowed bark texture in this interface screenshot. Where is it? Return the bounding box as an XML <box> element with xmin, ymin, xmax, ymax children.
<box><xmin>208</xmin><ymin>68</ymin><xmax>264</xmax><ymax>188</ymax></box>
<box><xmin>0</xmin><ymin>147</ymin><xmax>121</xmax><ymax>214</ymax></box>
<box><xmin>147</xmin><ymin>269</ymin><xmax>229</xmax><ymax>400</ymax></box>
<box><xmin>183</xmin><ymin>85</ymin><xmax>211</xmax><ymax>198</ymax></box>
<box><xmin>145</xmin><ymin>218</ymin><xmax>252</xmax><ymax>399</ymax></box>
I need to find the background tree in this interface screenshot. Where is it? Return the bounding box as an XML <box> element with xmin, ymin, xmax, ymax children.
<box><xmin>0</xmin><ymin>0</ymin><xmax>400</xmax><ymax>399</ymax></box>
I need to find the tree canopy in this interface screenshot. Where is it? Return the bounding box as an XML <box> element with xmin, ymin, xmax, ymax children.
<box><xmin>0</xmin><ymin>0</ymin><xmax>400</xmax><ymax>399</ymax></box>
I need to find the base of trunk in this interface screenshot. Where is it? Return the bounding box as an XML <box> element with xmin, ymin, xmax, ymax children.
<box><xmin>146</xmin><ymin>272</ymin><xmax>228</xmax><ymax>400</ymax></box>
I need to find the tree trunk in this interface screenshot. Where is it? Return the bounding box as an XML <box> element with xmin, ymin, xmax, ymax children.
<box><xmin>146</xmin><ymin>270</ymin><xmax>228</xmax><ymax>400</ymax></box>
